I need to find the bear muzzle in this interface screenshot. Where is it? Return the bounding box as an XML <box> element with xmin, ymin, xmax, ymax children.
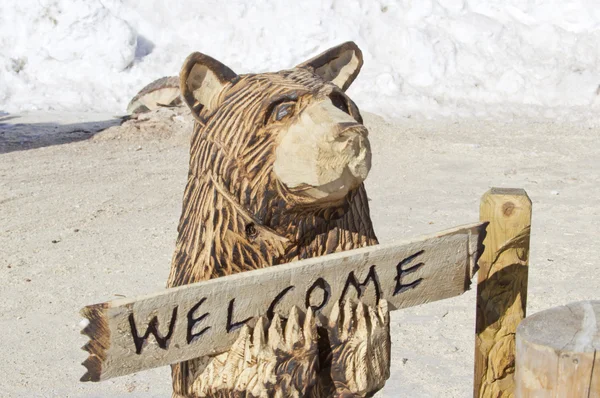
<box><xmin>274</xmin><ymin>102</ymin><xmax>371</xmax><ymax>206</ymax></box>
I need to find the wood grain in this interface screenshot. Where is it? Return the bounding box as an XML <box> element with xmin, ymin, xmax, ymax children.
<box><xmin>81</xmin><ymin>222</ymin><xmax>485</xmax><ymax>382</ymax></box>
<box><xmin>474</xmin><ymin>188</ymin><xmax>532</xmax><ymax>398</ymax></box>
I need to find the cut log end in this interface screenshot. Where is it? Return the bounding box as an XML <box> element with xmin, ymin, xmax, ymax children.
<box><xmin>517</xmin><ymin>301</ymin><xmax>600</xmax><ymax>353</ymax></box>
<box><xmin>516</xmin><ymin>301</ymin><xmax>600</xmax><ymax>397</ymax></box>
<box><xmin>127</xmin><ymin>76</ymin><xmax>181</xmax><ymax>115</ymax></box>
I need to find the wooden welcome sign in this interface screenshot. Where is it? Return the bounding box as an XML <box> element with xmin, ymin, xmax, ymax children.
<box><xmin>81</xmin><ymin>222</ymin><xmax>485</xmax><ymax>382</ymax></box>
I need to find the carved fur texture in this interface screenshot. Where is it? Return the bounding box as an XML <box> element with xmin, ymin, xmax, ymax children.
<box><xmin>175</xmin><ymin>301</ymin><xmax>390</xmax><ymax>398</ymax></box>
<box><xmin>167</xmin><ymin>42</ymin><xmax>386</xmax><ymax>397</ymax></box>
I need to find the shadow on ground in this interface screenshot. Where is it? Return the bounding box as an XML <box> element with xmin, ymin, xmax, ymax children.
<box><xmin>0</xmin><ymin>114</ymin><xmax>123</xmax><ymax>154</ymax></box>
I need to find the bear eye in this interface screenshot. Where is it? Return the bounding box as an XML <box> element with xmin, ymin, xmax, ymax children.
<box><xmin>271</xmin><ymin>101</ymin><xmax>295</xmax><ymax>122</ymax></box>
<box><xmin>329</xmin><ymin>92</ymin><xmax>350</xmax><ymax>114</ymax></box>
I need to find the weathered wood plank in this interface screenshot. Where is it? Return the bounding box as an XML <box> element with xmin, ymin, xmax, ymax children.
<box><xmin>474</xmin><ymin>188</ymin><xmax>532</xmax><ymax>398</ymax></box>
<box><xmin>81</xmin><ymin>222</ymin><xmax>486</xmax><ymax>382</ymax></box>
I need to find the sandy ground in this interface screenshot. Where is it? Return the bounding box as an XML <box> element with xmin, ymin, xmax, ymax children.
<box><xmin>1</xmin><ymin>109</ymin><xmax>599</xmax><ymax>397</ymax></box>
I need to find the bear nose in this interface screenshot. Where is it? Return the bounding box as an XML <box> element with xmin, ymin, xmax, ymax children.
<box><xmin>337</xmin><ymin>122</ymin><xmax>368</xmax><ymax>138</ymax></box>
<box><xmin>335</xmin><ymin>124</ymin><xmax>371</xmax><ymax>181</ymax></box>
<box><xmin>336</xmin><ymin>124</ymin><xmax>369</xmax><ymax>154</ymax></box>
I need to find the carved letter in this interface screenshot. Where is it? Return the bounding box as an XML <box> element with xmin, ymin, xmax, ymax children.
<box><xmin>128</xmin><ymin>307</ymin><xmax>178</xmax><ymax>355</ymax></box>
<box><xmin>226</xmin><ymin>298</ymin><xmax>252</xmax><ymax>333</ymax></box>
<box><xmin>394</xmin><ymin>250</ymin><xmax>425</xmax><ymax>295</ymax></box>
<box><xmin>339</xmin><ymin>265</ymin><xmax>381</xmax><ymax>304</ymax></box>
<box><xmin>305</xmin><ymin>278</ymin><xmax>330</xmax><ymax>313</ymax></box>
<box><xmin>267</xmin><ymin>286</ymin><xmax>295</xmax><ymax>320</ymax></box>
<box><xmin>187</xmin><ymin>298</ymin><xmax>210</xmax><ymax>344</ymax></box>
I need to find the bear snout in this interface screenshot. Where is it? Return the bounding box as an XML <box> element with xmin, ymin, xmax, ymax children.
<box><xmin>273</xmin><ymin>100</ymin><xmax>372</xmax><ymax>206</ymax></box>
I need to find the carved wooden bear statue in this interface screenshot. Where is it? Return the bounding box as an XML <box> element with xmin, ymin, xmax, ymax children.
<box><xmin>168</xmin><ymin>42</ymin><xmax>390</xmax><ymax>397</ymax></box>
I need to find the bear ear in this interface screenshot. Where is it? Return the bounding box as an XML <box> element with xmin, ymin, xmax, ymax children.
<box><xmin>180</xmin><ymin>52</ymin><xmax>238</xmax><ymax>122</ymax></box>
<box><xmin>296</xmin><ymin>42</ymin><xmax>363</xmax><ymax>91</ymax></box>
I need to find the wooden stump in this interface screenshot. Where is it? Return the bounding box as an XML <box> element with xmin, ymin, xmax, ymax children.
<box><xmin>474</xmin><ymin>188</ymin><xmax>532</xmax><ymax>397</ymax></box>
<box><xmin>515</xmin><ymin>301</ymin><xmax>600</xmax><ymax>397</ymax></box>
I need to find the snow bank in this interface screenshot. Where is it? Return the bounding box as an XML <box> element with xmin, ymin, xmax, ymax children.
<box><xmin>2</xmin><ymin>0</ymin><xmax>600</xmax><ymax>121</ymax></box>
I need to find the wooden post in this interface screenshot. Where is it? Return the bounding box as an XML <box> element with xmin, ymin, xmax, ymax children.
<box><xmin>515</xmin><ymin>301</ymin><xmax>600</xmax><ymax>397</ymax></box>
<box><xmin>474</xmin><ymin>188</ymin><xmax>532</xmax><ymax>397</ymax></box>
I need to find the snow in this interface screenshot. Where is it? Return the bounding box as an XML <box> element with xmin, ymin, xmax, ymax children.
<box><xmin>2</xmin><ymin>0</ymin><xmax>600</xmax><ymax>121</ymax></box>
